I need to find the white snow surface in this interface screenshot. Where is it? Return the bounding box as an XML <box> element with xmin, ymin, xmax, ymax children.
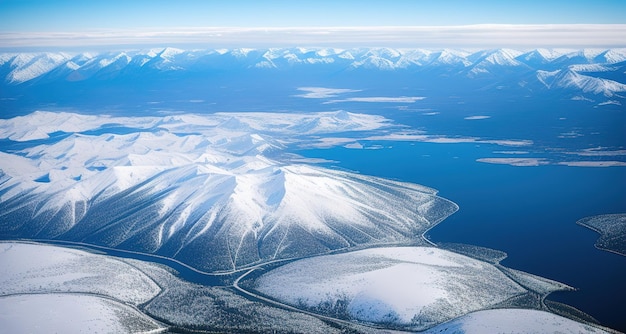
<box><xmin>0</xmin><ymin>294</ymin><xmax>165</xmax><ymax>334</ymax></box>
<box><xmin>0</xmin><ymin>242</ymin><xmax>161</xmax><ymax>305</ymax></box>
<box><xmin>295</xmin><ymin>87</ymin><xmax>361</xmax><ymax>98</ymax></box>
<box><xmin>423</xmin><ymin>309</ymin><xmax>610</xmax><ymax>334</ymax></box>
<box><xmin>255</xmin><ymin>246</ymin><xmax>527</xmax><ymax>329</ymax></box>
<box><xmin>0</xmin><ymin>110</ymin><xmax>389</xmax><ymax>142</ymax></box>
<box><xmin>0</xmin><ymin>242</ymin><xmax>164</xmax><ymax>333</ymax></box>
<box><xmin>477</xmin><ymin>157</ymin><xmax>549</xmax><ymax>167</ymax></box>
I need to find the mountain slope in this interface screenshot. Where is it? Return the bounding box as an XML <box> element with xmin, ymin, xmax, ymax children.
<box><xmin>0</xmin><ymin>111</ymin><xmax>456</xmax><ymax>272</ymax></box>
<box><xmin>537</xmin><ymin>68</ymin><xmax>626</xmax><ymax>97</ymax></box>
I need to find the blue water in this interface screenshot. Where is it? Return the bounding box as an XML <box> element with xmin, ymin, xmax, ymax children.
<box><xmin>295</xmin><ymin>141</ymin><xmax>626</xmax><ymax>331</ymax></box>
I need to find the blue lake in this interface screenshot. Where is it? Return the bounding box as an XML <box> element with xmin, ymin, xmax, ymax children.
<box><xmin>295</xmin><ymin>140</ymin><xmax>626</xmax><ymax>331</ymax></box>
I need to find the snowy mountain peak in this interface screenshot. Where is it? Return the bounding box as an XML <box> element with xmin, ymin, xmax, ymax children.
<box><xmin>594</xmin><ymin>48</ymin><xmax>626</xmax><ymax>64</ymax></box>
<box><xmin>0</xmin><ymin>111</ymin><xmax>455</xmax><ymax>272</ymax></box>
<box><xmin>428</xmin><ymin>49</ymin><xmax>472</xmax><ymax>66</ymax></box>
<box><xmin>488</xmin><ymin>49</ymin><xmax>523</xmax><ymax>64</ymax></box>
<box><xmin>5</xmin><ymin>52</ymin><xmax>72</xmax><ymax>84</ymax></box>
<box><xmin>469</xmin><ymin>49</ymin><xmax>523</xmax><ymax>66</ymax></box>
<box><xmin>1</xmin><ymin>47</ymin><xmax>625</xmax><ymax>98</ymax></box>
<box><xmin>158</xmin><ymin>47</ymin><xmax>185</xmax><ymax>58</ymax></box>
<box><xmin>538</xmin><ymin>68</ymin><xmax>626</xmax><ymax>97</ymax></box>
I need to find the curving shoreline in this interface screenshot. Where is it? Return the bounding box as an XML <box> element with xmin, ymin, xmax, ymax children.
<box><xmin>1</xmin><ymin>235</ymin><xmax>616</xmax><ymax>333</ymax></box>
<box><xmin>577</xmin><ymin>214</ymin><xmax>626</xmax><ymax>257</ymax></box>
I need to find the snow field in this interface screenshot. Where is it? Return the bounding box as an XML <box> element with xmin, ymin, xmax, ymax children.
<box><xmin>423</xmin><ymin>308</ymin><xmax>610</xmax><ymax>334</ymax></box>
<box><xmin>0</xmin><ymin>242</ymin><xmax>164</xmax><ymax>333</ymax></box>
<box><xmin>0</xmin><ymin>242</ymin><xmax>160</xmax><ymax>305</ymax></box>
<box><xmin>254</xmin><ymin>246</ymin><xmax>528</xmax><ymax>330</ymax></box>
<box><xmin>0</xmin><ymin>294</ymin><xmax>165</xmax><ymax>334</ymax></box>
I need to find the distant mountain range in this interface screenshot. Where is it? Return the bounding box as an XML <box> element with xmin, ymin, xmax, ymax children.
<box><xmin>1</xmin><ymin>48</ymin><xmax>625</xmax><ymax>98</ymax></box>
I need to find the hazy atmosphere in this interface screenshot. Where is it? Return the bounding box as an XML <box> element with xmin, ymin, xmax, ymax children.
<box><xmin>1</xmin><ymin>0</ymin><xmax>626</xmax><ymax>48</ymax></box>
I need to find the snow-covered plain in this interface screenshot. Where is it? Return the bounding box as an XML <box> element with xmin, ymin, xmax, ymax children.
<box><xmin>0</xmin><ymin>241</ymin><xmax>608</xmax><ymax>334</ymax></box>
<box><xmin>0</xmin><ymin>294</ymin><xmax>164</xmax><ymax>334</ymax></box>
<box><xmin>0</xmin><ymin>242</ymin><xmax>164</xmax><ymax>333</ymax></box>
<box><xmin>423</xmin><ymin>309</ymin><xmax>610</xmax><ymax>334</ymax></box>
<box><xmin>0</xmin><ymin>241</ymin><xmax>352</xmax><ymax>333</ymax></box>
<box><xmin>0</xmin><ymin>242</ymin><xmax>160</xmax><ymax>304</ymax></box>
<box><xmin>254</xmin><ymin>246</ymin><xmax>568</xmax><ymax>331</ymax></box>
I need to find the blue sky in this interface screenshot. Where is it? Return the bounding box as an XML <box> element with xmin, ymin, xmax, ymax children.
<box><xmin>1</xmin><ymin>0</ymin><xmax>625</xmax><ymax>48</ymax></box>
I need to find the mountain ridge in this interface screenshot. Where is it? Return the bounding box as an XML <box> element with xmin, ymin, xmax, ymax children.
<box><xmin>0</xmin><ymin>111</ymin><xmax>456</xmax><ymax>272</ymax></box>
<box><xmin>2</xmin><ymin>47</ymin><xmax>625</xmax><ymax>83</ymax></box>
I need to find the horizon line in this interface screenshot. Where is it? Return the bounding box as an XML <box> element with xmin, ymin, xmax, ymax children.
<box><xmin>2</xmin><ymin>24</ymin><xmax>626</xmax><ymax>49</ymax></box>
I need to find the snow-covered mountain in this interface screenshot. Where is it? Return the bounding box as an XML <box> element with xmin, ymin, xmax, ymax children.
<box><xmin>537</xmin><ymin>68</ymin><xmax>626</xmax><ymax>97</ymax></box>
<box><xmin>0</xmin><ymin>111</ymin><xmax>457</xmax><ymax>272</ymax></box>
<box><xmin>1</xmin><ymin>48</ymin><xmax>625</xmax><ymax>97</ymax></box>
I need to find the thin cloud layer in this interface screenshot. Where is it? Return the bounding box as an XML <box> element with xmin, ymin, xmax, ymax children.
<box><xmin>464</xmin><ymin>115</ymin><xmax>491</xmax><ymax>120</ymax></box>
<box><xmin>325</xmin><ymin>96</ymin><xmax>426</xmax><ymax>104</ymax></box>
<box><xmin>295</xmin><ymin>87</ymin><xmax>361</xmax><ymax>99</ymax></box>
<box><xmin>2</xmin><ymin>25</ymin><xmax>626</xmax><ymax>49</ymax></box>
<box><xmin>477</xmin><ymin>158</ymin><xmax>549</xmax><ymax>167</ymax></box>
